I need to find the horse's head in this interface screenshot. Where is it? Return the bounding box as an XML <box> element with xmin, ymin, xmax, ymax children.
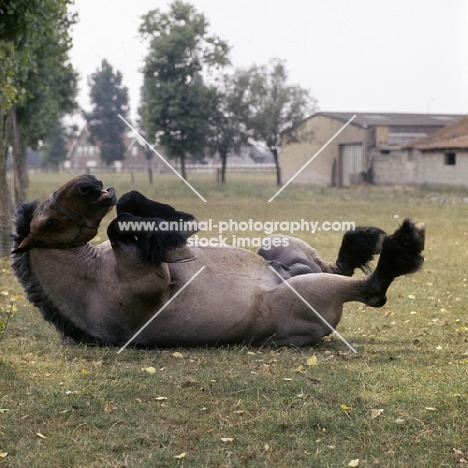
<box><xmin>14</xmin><ymin>174</ymin><xmax>117</xmax><ymax>252</ymax></box>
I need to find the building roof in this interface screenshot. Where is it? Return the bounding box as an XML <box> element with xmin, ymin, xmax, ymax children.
<box><xmin>404</xmin><ymin>115</ymin><xmax>468</xmax><ymax>150</ymax></box>
<box><xmin>313</xmin><ymin>111</ymin><xmax>464</xmax><ymax>128</ymax></box>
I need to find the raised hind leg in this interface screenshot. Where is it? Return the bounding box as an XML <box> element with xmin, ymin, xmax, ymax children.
<box><xmin>265</xmin><ymin>219</ymin><xmax>424</xmax><ymax>347</ymax></box>
<box><xmin>257</xmin><ymin>225</ymin><xmax>386</xmax><ymax>278</ymax></box>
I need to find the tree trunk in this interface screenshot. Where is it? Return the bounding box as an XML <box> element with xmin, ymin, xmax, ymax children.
<box><xmin>148</xmin><ymin>166</ymin><xmax>153</xmax><ymax>185</ymax></box>
<box><xmin>0</xmin><ymin>103</ymin><xmax>12</xmax><ymax>256</ymax></box>
<box><xmin>12</xmin><ymin>108</ymin><xmax>29</xmax><ymax>204</ymax></box>
<box><xmin>272</xmin><ymin>147</ymin><xmax>282</xmax><ymax>186</ymax></box>
<box><xmin>180</xmin><ymin>154</ymin><xmax>187</xmax><ymax>181</ymax></box>
<box><xmin>220</xmin><ymin>151</ymin><xmax>227</xmax><ymax>183</ymax></box>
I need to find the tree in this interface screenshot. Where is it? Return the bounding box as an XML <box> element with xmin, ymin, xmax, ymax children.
<box><xmin>241</xmin><ymin>59</ymin><xmax>317</xmax><ymax>186</ymax></box>
<box><xmin>139</xmin><ymin>0</ymin><xmax>230</xmax><ymax>180</ymax></box>
<box><xmin>41</xmin><ymin>120</ymin><xmax>69</xmax><ymax>169</ymax></box>
<box><xmin>85</xmin><ymin>59</ymin><xmax>129</xmax><ymax>166</ymax></box>
<box><xmin>206</xmin><ymin>72</ymin><xmax>250</xmax><ymax>183</ymax></box>
<box><xmin>0</xmin><ymin>0</ymin><xmax>77</xmax><ymax>256</ymax></box>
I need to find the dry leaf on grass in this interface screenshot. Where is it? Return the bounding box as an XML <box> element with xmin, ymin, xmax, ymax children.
<box><xmin>144</xmin><ymin>366</ymin><xmax>156</xmax><ymax>374</ymax></box>
<box><xmin>221</xmin><ymin>438</ymin><xmax>234</xmax><ymax>442</ymax></box>
<box><xmin>104</xmin><ymin>401</ymin><xmax>117</xmax><ymax>412</ymax></box>
<box><xmin>173</xmin><ymin>352</ymin><xmax>184</xmax><ymax>359</ymax></box>
<box><xmin>36</xmin><ymin>432</ymin><xmax>47</xmax><ymax>439</ymax></box>
<box><xmin>174</xmin><ymin>452</ymin><xmax>186</xmax><ymax>459</ymax></box>
<box><xmin>0</xmin><ymin>452</ymin><xmax>8</xmax><ymax>458</ymax></box>
<box><xmin>371</xmin><ymin>409</ymin><xmax>384</xmax><ymax>418</ymax></box>
<box><xmin>340</xmin><ymin>404</ymin><xmax>352</xmax><ymax>411</ymax></box>
<box><xmin>348</xmin><ymin>459</ymin><xmax>359</xmax><ymax>467</ymax></box>
<box><xmin>306</xmin><ymin>355</ymin><xmax>318</xmax><ymax>366</ymax></box>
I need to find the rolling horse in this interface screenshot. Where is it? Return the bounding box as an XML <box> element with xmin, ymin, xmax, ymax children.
<box><xmin>11</xmin><ymin>175</ymin><xmax>425</xmax><ymax>348</ymax></box>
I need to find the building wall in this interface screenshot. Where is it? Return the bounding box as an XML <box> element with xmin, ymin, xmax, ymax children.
<box><xmin>280</xmin><ymin>115</ymin><xmax>365</xmax><ymax>187</ymax></box>
<box><xmin>371</xmin><ymin>149</ymin><xmax>416</xmax><ymax>185</ymax></box>
<box><xmin>414</xmin><ymin>149</ymin><xmax>468</xmax><ymax>187</ymax></box>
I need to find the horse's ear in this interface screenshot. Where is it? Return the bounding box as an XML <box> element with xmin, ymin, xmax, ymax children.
<box><xmin>12</xmin><ymin>235</ymin><xmax>37</xmax><ymax>254</ymax></box>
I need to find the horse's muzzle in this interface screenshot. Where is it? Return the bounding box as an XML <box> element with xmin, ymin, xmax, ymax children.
<box><xmin>95</xmin><ymin>187</ymin><xmax>117</xmax><ymax>206</ymax></box>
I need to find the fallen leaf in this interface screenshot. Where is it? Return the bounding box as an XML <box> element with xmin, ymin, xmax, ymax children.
<box><xmin>371</xmin><ymin>409</ymin><xmax>384</xmax><ymax>418</ymax></box>
<box><xmin>174</xmin><ymin>452</ymin><xmax>186</xmax><ymax>459</ymax></box>
<box><xmin>408</xmin><ymin>294</ymin><xmax>415</xmax><ymax>300</ymax></box>
<box><xmin>80</xmin><ymin>368</ymin><xmax>89</xmax><ymax>375</ymax></box>
<box><xmin>221</xmin><ymin>437</ymin><xmax>234</xmax><ymax>442</ymax></box>
<box><xmin>425</xmin><ymin>407</ymin><xmax>436</xmax><ymax>411</ymax></box>
<box><xmin>173</xmin><ymin>352</ymin><xmax>184</xmax><ymax>359</ymax></box>
<box><xmin>306</xmin><ymin>355</ymin><xmax>318</xmax><ymax>366</ymax></box>
<box><xmin>294</xmin><ymin>365</ymin><xmax>305</xmax><ymax>373</ymax></box>
<box><xmin>395</xmin><ymin>418</ymin><xmax>406</xmax><ymax>424</ymax></box>
<box><xmin>36</xmin><ymin>432</ymin><xmax>47</xmax><ymax>439</ymax></box>
<box><xmin>283</xmin><ymin>378</ymin><xmax>293</xmax><ymax>381</ymax></box>
<box><xmin>0</xmin><ymin>453</ymin><xmax>8</xmax><ymax>458</ymax></box>
<box><xmin>348</xmin><ymin>459</ymin><xmax>360</xmax><ymax>467</ymax></box>
<box><xmin>0</xmin><ymin>409</ymin><xmax>9</xmax><ymax>413</ymax></box>
<box><xmin>155</xmin><ymin>396</ymin><xmax>168</xmax><ymax>401</ymax></box>
<box><xmin>145</xmin><ymin>366</ymin><xmax>156</xmax><ymax>374</ymax></box>
<box><xmin>104</xmin><ymin>401</ymin><xmax>117</xmax><ymax>412</ymax></box>
<box><xmin>340</xmin><ymin>404</ymin><xmax>352</xmax><ymax>411</ymax></box>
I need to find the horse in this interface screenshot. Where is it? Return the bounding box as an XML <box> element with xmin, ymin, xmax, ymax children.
<box><xmin>11</xmin><ymin>174</ymin><xmax>425</xmax><ymax>348</ymax></box>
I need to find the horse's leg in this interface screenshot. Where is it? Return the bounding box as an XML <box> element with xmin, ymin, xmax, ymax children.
<box><xmin>257</xmin><ymin>226</ymin><xmax>386</xmax><ymax>278</ymax></box>
<box><xmin>107</xmin><ymin>213</ymin><xmax>196</xmax><ymax>265</ymax></box>
<box><xmin>333</xmin><ymin>226</ymin><xmax>386</xmax><ymax>276</ymax></box>
<box><xmin>116</xmin><ymin>191</ymin><xmax>197</xmax><ymax>238</ymax></box>
<box><xmin>265</xmin><ymin>219</ymin><xmax>424</xmax><ymax>347</ymax></box>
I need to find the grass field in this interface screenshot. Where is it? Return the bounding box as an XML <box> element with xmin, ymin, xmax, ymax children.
<box><xmin>0</xmin><ymin>172</ymin><xmax>467</xmax><ymax>467</ymax></box>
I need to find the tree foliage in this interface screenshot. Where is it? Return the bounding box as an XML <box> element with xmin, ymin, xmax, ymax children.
<box><xmin>239</xmin><ymin>59</ymin><xmax>317</xmax><ymax>185</ymax></box>
<box><xmin>139</xmin><ymin>0</ymin><xmax>230</xmax><ymax>179</ymax></box>
<box><xmin>85</xmin><ymin>59</ymin><xmax>129</xmax><ymax>166</ymax></box>
<box><xmin>41</xmin><ymin>120</ymin><xmax>70</xmax><ymax>169</ymax></box>
<box><xmin>0</xmin><ymin>0</ymin><xmax>77</xmax><ymax>255</ymax></box>
<box><xmin>206</xmin><ymin>72</ymin><xmax>250</xmax><ymax>183</ymax></box>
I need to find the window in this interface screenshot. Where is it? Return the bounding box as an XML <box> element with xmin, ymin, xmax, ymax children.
<box><xmin>444</xmin><ymin>152</ymin><xmax>456</xmax><ymax>165</ymax></box>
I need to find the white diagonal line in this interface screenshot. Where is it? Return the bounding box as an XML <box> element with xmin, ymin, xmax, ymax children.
<box><xmin>118</xmin><ymin>115</ymin><xmax>207</xmax><ymax>203</ymax></box>
<box><xmin>268</xmin><ymin>114</ymin><xmax>356</xmax><ymax>202</ymax></box>
<box><xmin>117</xmin><ymin>266</ymin><xmax>206</xmax><ymax>353</ymax></box>
<box><xmin>268</xmin><ymin>266</ymin><xmax>357</xmax><ymax>353</ymax></box>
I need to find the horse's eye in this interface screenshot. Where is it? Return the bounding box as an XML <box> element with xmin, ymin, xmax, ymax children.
<box><xmin>45</xmin><ymin>218</ymin><xmax>57</xmax><ymax>230</ymax></box>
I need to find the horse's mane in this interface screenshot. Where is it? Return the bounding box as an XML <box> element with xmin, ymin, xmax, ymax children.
<box><xmin>11</xmin><ymin>201</ymin><xmax>105</xmax><ymax>345</ymax></box>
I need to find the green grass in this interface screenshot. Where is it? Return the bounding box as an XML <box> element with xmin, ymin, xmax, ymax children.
<box><xmin>1</xmin><ymin>172</ymin><xmax>467</xmax><ymax>467</ymax></box>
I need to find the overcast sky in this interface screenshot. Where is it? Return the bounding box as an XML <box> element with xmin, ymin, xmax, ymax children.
<box><xmin>69</xmin><ymin>0</ymin><xmax>468</xmax><ymax>124</ymax></box>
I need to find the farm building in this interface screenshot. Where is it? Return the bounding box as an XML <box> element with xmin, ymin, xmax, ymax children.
<box><xmin>403</xmin><ymin>115</ymin><xmax>468</xmax><ymax>187</ymax></box>
<box><xmin>280</xmin><ymin>112</ymin><xmax>464</xmax><ymax>187</ymax></box>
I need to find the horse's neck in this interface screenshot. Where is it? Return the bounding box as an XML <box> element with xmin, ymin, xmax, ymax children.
<box><xmin>29</xmin><ymin>243</ymin><xmax>114</xmax><ymax>319</ymax></box>
<box><xmin>31</xmin><ymin>242</ymin><xmax>111</xmax><ymax>276</ymax></box>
